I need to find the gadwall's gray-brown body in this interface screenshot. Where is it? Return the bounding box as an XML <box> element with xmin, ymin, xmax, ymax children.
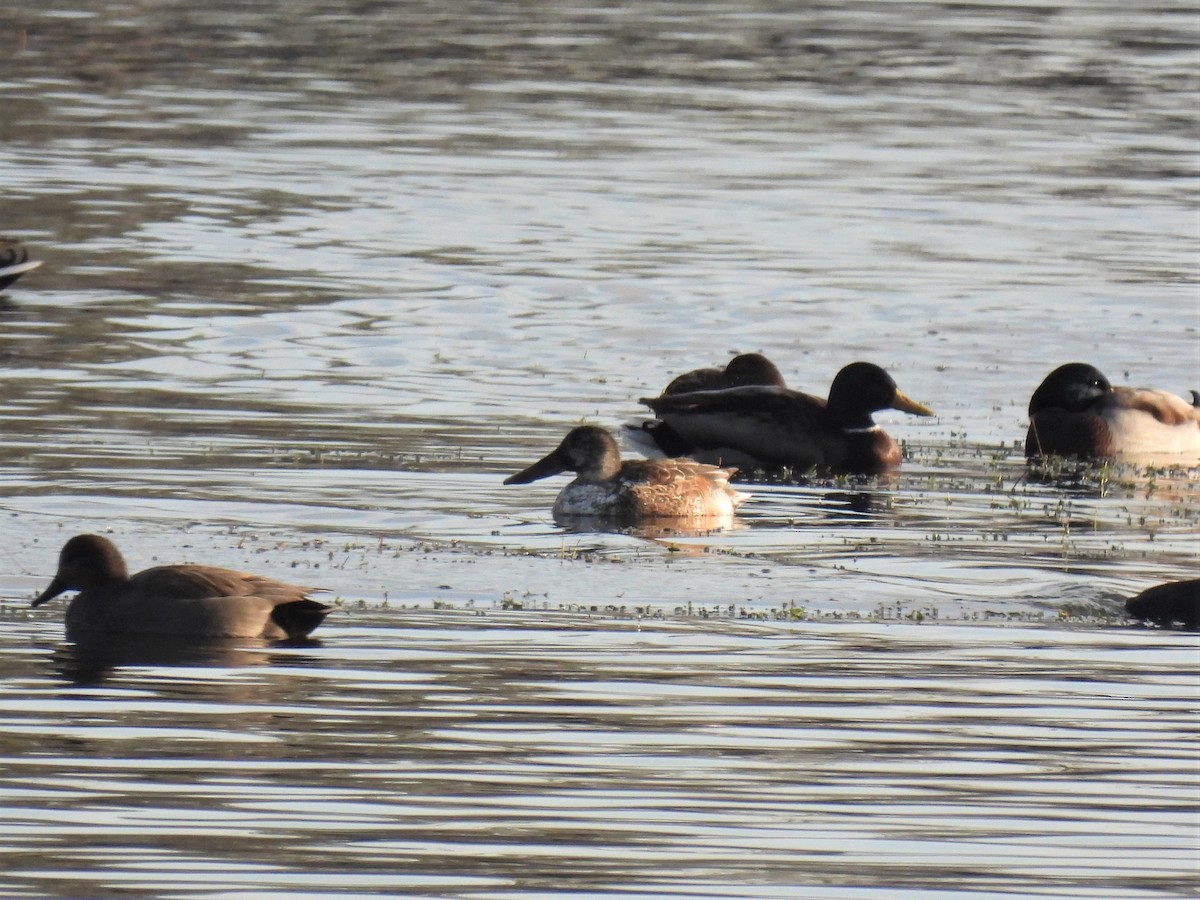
<box><xmin>33</xmin><ymin>534</ymin><xmax>332</xmax><ymax>640</ymax></box>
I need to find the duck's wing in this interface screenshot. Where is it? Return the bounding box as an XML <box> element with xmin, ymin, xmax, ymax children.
<box><xmin>127</xmin><ymin>565</ymin><xmax>316</xmax><ymax>604</ymax></box>
<box><xmin>618</xmin><ymin>459</ymin><xmax>750</xmax><ymax>516</ymax></box>
<box><xmin>621</xmin><ymin>457</ymin><xmax>739</xmax><ymax>488</ymax></box>
<box><xmin>1113</xmin><ymin>387</ymin><xmax>1200</xmax><ymax>426</ymax></box>
<box><xmin>641</xmin><ymin>386</ymin><xmax>833</xmax><ymax>468</ymax></box>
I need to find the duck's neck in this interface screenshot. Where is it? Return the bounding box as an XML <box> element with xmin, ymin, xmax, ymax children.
<box><xmin>578</xmin><ymin>456</ymin><xmax>623</xmax><ymax>482</ymax></box>
<box><xmin>832</xmin><ymin>407</ymin><xmax>878</xmax><ymax>431</ymax></box>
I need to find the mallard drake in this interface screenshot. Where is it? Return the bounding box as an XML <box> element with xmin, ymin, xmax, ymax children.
<box><xmin>638</xmin><ymin>361</ymin><xmax>934</xmax><ymax>473</ymax></box>
<box><xmin>1026</xmin><ymin>363</ymin><xmax>1200</xmax><ymax>463</ymax></box>
<box><xmin>0</xmin><ymin>238</ymin><xmax>43</xmax><ymax>289</ymax></box>
<box><xmin>32</xmin><ymin>534</ymin><xmax>332</xmax><ymax>640</ymax></box>
<box><xmin>504</xmin><ymin>425</ymin><xmax>748</xmax><ymax>520</ymax></box>
<box><xmin>1125</xmin><ymin>580</ymin><xmax>1199</xmax><ymax>630</ymax></box>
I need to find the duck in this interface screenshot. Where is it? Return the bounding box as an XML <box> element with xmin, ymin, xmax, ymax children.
<box><xmin>0</xmin><ymin>238</ymin><xmax>43</xmax><ymax>289</ymax></box>
<box><xmin>32</xmin><ymin>534</ymin><xmax>333</xmax><ymax>640</ymax></box>
<box><xmin>637</xmin><ymin>361</ymin><xmax>935</xmax><ymax>473</ymax></box>
<box><xmin>628</xmin><ymin>353</ymin><xmax>790</xmax><ymax>458</ymax></box>
<box><xmin>661</xmin><ymin>352</ymin><xmax>787</xmax><ymax>395</ymax></box>
<box><xmin>1025</xmin><ymin>363</ymin><xmax>1200</xmax><ymax>463</ymax></box>
<box><xmin>504</xmin><ymin>425</ymin><xmax>748</xmax><ymax>520</ymax></box>
<box><xmin>1125</xmin><ymin>580</ymin><xmax>1199</xmax><ymax>630</ymax></box>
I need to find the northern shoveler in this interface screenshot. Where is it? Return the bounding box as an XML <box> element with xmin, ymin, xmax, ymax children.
<box><xmin>0</xmin><ymin>238</ymin><xmax>43</xmax><ymax>289</ymax></box>
<box><xmin>1026</xmin><ymin>363</ymin><xmax>1200</xmax><ymax>463</ymax></box>
<box><xmin>662</xmin><ymin>352</ymin><xmax>787</xmax><ymax>395</ymax></box>
<box><xmin>1125</xmin><ymin>579</ymin><xmax>1199</xmax><ymax>630</ymax></box>
<box><xmin>504</xmin><ymin>425</ymin><xmax>748</xmax><ymax>520</ymax></box>
<box><xmin>32</xmin><ymin>534</ymin><xmax>333</xmax><ymax>640</ymax></box>
<box><xmin>637</xmin><ymin>361</ymin><xmax>934</xmax><ymax>473</ymax></box>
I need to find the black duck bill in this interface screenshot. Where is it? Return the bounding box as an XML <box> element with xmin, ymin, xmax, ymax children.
<box><xmin>504</xmin><ymin>447</ymin><xmax>569</xmax><ymax>485</ymax></box>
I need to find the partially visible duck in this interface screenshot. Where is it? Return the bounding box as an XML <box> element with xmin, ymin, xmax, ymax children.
<box><xmin>1125</xmin><ymin>580</ymin><xmax>1199</xmax><ymax>630</ymax></box>
<box><xmin>1026</xmin><ymin>363</ymin><xmax>1200</xmax><ymax>463</ymax></box>
<box><xmin>662</xmin><ymin>353</ymin><xmax>787</xmax><ymax>395</ymax></box>
<box><xmin>639</xmin><ymin>361</ymin><xmax>934</xmax><ymax>474</ymax></box>
<box><xmin>32</xmin><ymin>534</ymin><xmax>333</xmax><ymax>640</ymax></box>
<box><xmin>0</xmin><ymin>238</ymin><xmax>43</xmax><ymax>289</ymax></box>
<box><xmin>631</xmin><ymin>353</ymin><xmax>790</xmax><ymax>457</ymax></box>
<box><xmin>504</xmin><ymin>425</ymin><xmax>748</xmax><ymax>520</ymax></box>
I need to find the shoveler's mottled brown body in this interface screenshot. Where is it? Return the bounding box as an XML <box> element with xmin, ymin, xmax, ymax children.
<box><xmin>505</xmin><ymin>425</ymin><xmax>748</xmax><ymax>520</ymax></box>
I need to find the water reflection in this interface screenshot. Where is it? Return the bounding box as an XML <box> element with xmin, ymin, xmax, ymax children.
<box><xmin>46</xmin><ymin>634</ymin><xmax>324</xmax><ymax>687</ymax></box>
<box><xmin>1</xmin><ymin>614</ymin><xmax>1196</xmax><ymax>898</ymax></box>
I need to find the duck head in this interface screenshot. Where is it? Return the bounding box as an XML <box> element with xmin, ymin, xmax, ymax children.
<box><xmin>504</xmin><ymin>426</ymin><xmax>622</xmax><ymax>485</ymax></box>
<box><xmin>827</xmin><ymin>362</ymin><xmax>935</xmax><ymax>422</ymax></box>
<box><xmin>724</xmin><ymin>353</ymin><xmax>787</xmax><ymax>388</ymax></box>
<box><xmin>32</xmin><ymin>534</ymin><xmax>129</xmax><ymax>607</ymax></box>
<box><xmin>1028</xmin><ymin>363</ymin><xmax>1113</xmax><ymax>415</ymax></box>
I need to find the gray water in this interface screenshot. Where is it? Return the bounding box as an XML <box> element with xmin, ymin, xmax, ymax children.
<box><xmin>1</xmin><ymin>2</ymin><xmax>1198</xmax><ymax>897</ymax></box>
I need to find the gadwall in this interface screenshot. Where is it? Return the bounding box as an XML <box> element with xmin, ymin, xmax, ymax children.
<box><xmin>32</xmin><ymin>534</ymin><xmax>333</xmax><ymax>640</ymax></box>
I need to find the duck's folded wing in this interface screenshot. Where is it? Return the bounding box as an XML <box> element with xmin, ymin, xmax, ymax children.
<box><xmin>641</xmin><ymin>387</ymin><xmax>830</xmax><ymax>465</ymax></box>
<box><xmin>129</xmin><ymin>565</ymin><xmax>314</xmax><ymax>602</ymax></box>
<box><xmin>1118</xmin><ymin>387</ymin><xmax>1200</xmax><ymax>426</ymax></box>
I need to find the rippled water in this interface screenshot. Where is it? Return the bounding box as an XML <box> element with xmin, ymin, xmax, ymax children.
<box><xmin>2</xmin><ymin>613</ymin><xmax>1198</xmax><ymax>899</ymax></box>
<box><xmin>1</xmin><ymin>1</ymin><xmax>1198</xmax><ymax>897</ymax></box>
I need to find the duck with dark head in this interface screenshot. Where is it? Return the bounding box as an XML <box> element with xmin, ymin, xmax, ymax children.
<box><xmin>505</xmin><ymin>424</ymin><xmax>748</xmax><ymax>523</ymax></box>
<box><xmin>33</xmin><ymin>534</ymin><xmax>333</xmax><ymax>642</ymax></box>
<box><xmin>1026</xmin><ymin>363</ymin><xmax>1200</xmax><ymax>464</ymax></box>
<box><xmin>638</xmin><ymin>361</ymin><xmax>934</xmax><ymax>474</ymax></box>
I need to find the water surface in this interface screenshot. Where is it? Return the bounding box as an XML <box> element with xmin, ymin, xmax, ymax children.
<box><xmin>1</xmin><ymin>2</ymin><xmax>1198</xmax><ymax>897</ymax></box>
<box><xmin>1</xmin><ymin>613</ymin><xmax>1197</xmax><ymax>899</ymax></box>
